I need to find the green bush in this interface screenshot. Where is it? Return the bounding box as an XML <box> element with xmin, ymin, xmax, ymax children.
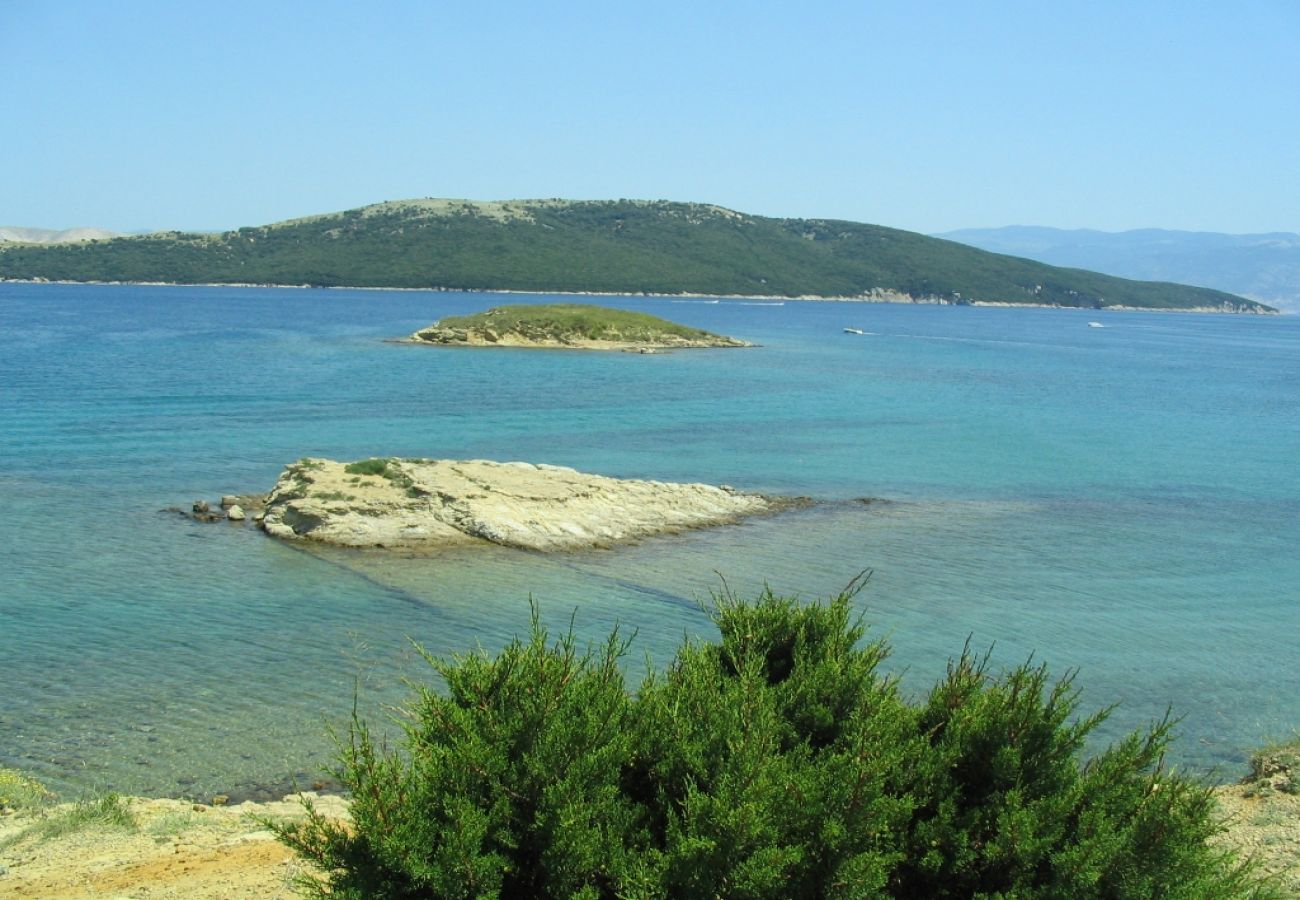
<box><xmin>431</xmin><ymin>304</ymin><xmax>719</xmax><ymax>343</ymax></box>
<box><xmin>343</xmin><ymin>458</ymin><xmax>393</xmax><ymax>477</ymax></box>
<box><xmin>274</xmin><ymin>588</ymin><xmax>1274</xmax><ymax>898</ymax></box>
<box><xmin>0</xmin><ymin>767</ymin><xmax>53</xmax><ymax>813</ymax></box>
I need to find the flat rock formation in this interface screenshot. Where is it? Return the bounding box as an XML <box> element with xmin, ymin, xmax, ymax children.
<box><xmin>260</xmin><ymin>457</ymin><xmax>779</xmax><ymax>551</ymax></box>
<box><xmin>405</xmin><ymin>303</ymin><xmax>752</xmax><ymax>351</ymax></box>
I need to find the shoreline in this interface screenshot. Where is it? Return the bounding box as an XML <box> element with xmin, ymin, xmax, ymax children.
<box><xmin>0</xmin><ymin>277</ymin><xmax>1280</xmax><ymax>315</ymax></box>
<box><xmin>1</xmin><ymin>780</ymin><xmax>1295</xmax><ymax>896</ymax></box>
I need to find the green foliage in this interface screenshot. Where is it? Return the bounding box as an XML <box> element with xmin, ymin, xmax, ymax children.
<box><xmin>338</xmin><ymin>457</ymin><xmax>423</xmax><ymax>497</ymax></box>
<box><xmin>428</xmin><ymin>303</ymin><xmax>722</xmax><ymax>343</ymax></box>
<box><xmin>1</xmin><ymin>792</ymin><xmax>137</xmax><ymax>849</ymax></box>
<box><xmin>313</xmin><ymin>490</ymin><xmax>359</xmax><ymax>502</ymax></box>
<box><xmin>274</xmin><ymin>588</ymin><xmax>1274</xmax><ymax>898</ymax></box>
<box><xmin>344</xmin><ymin>458</ymin><xmax>393</xmax><ymax>477</ymax></box>
<box><xmin>0</xmin><ymin>767</ymin><xmax>53</xmax><ymax>813</ymax></box>
<box><xmin>0</xmin><ymin>200</ymin><xmax>1269</xmax><ymax>311</ymax></box>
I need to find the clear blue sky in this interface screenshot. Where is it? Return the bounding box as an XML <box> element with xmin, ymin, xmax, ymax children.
<box><xmin>3</xmin><ymin>0</ymin><xmax>1297</xmax><ymax>235</ymax></box>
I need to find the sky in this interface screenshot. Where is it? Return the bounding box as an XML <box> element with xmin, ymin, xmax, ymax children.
<box><xmin>2</xmin><ymin>0</ymin><xmax>1298</xmax><ymax>235</ymax></box>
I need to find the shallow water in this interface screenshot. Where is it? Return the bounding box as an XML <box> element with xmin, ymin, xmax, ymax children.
<box><xmin>1</xmin><ymin>283</ymin><xmax>1297</xmax><ymax>799</ymax></box>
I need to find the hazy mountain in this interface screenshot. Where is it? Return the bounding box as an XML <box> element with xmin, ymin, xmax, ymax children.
<box><xmin>0</xmin><ymin>226</ymin><xmax>123</xmax><ymax>244</ymax></box>
<box><xmin>937</xmin><ymin>226</ymin><xmax>1300</xmax><ymax>313</ymax></box>
<box><xmin>0</xmin><ymin>199</ymin><xmax>1271</xmax><ymax>312</ymax></box>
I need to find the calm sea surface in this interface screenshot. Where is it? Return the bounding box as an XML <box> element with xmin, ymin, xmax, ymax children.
<box><xmin>1</xmin><ymin>283</ymin><xmax>1297</xmax><ymax>800</ymax></box>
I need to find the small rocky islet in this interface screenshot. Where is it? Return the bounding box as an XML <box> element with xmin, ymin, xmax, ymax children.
<box><xmin>401</xmin><ymin>303</ymin><xmax>753</xmax><ymax>351</ymax></box>
<box><xmin>180</xmin><ymin>456</ymin><xmax>789</xmax><ymax>552</ymax></box>
<box><xmin>175</xmin><ymin>306</ymin><xmax>758</xmax><ymax>545</ymax></box>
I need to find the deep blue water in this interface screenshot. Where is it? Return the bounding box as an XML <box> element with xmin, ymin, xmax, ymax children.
<box><xmin>1</xmin><ymin>282</ymin><xmax>1297</xmax><ymax>800</ymax></box>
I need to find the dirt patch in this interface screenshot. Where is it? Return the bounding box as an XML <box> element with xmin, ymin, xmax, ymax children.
<box><xmin>0</xmin><ymin>793</ymin><xmax>346</xmax><ymax>899</ymax></box>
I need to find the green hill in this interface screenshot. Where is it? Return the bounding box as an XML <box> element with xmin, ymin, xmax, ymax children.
<box><xmin>0</xmin><ymin>198</ymin><xmax>1273</xmax><ymax>312</ymax></box>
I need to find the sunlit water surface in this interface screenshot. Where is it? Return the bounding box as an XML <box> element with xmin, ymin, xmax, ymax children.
<box><xmin>1</xmin><ymin>283</ymin><xmax>1296</xmax><ymax>800</ymax></box>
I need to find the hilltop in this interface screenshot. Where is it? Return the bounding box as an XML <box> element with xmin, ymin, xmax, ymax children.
<box><xmin>0</xmin><ymin>198</ymin><xmax>1273</xmax><ymax>312</ymax></box>
<box><xmin>0</xmin><ymin>225</ymin><xmax>122</xmax><ymax>244</ymax></box>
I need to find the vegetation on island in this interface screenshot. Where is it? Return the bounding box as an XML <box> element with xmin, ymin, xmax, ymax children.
<box><xmin>0</xmin><ymin>198</ymin><xmax>1271</xmax><ymax>311</ymax></box>
<box><xmin>272</xmin><ymin>586</ymin><xmax>1278</xmax><ymax>899</ymax></box>
<box><xmin>412</xmin><ymin>303</ymin><xmax>743</xmax><ymax>346</ymax></box>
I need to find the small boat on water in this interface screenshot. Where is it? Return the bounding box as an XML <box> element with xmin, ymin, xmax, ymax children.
<box><xmin>1088</xmin><ymin>321</ymin><xmax>1105</xmax><ymax>328</ymax></box>
<box><xmin>843</xmin><ymin>327</ymin><xmax>866</xmax><ymax>335</ymax></box>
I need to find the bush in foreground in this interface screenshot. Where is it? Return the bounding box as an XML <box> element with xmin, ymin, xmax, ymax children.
<box><xmin>274</xmin><ymin>587</ymin><xmax>1273</xmax><ymax>898</ymax></box>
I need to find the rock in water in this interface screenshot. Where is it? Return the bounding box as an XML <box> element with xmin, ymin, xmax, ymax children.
<box><xmin>226</xmin><ymin>505</ymin><xmax>246</xmax><ymax>521</ymax></box>
<box><xmin>404</xmin><ymin>303</ymin><xmax>753</xmax><ymax>351</ymax></box>
<box><xmin>259</xmin><ymin>458</ymin><xmax>779</xmax><ymax>551</ymax></box>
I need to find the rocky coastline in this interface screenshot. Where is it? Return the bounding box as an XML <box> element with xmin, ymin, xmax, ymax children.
<box><xmin>401</xmin><ymin>324</ymin><xmax>750</xmax><ymax>350</ymax></box>
<box><xmin>4</xmin><ymin>279</ymin><xmax>1278</xmax><ymax>314</ymax></box>
<box><xmin>213</xmin><ymin>457</ymin><xmax>791</xmax><ymax>552</ymax></box>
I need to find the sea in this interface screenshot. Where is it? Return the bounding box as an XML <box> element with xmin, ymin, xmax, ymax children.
<box><xmin>1</xmin><ymin>282</ymin><xmax>1297</xmax><ymax>802</ymax></box>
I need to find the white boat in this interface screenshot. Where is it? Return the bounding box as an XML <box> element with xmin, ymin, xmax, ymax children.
<box><xmin>1088</xmin><ymin>321</ymin><xmax>1105</xmax><ymax>328</ymax></box>
<box><xmin>843</xmin><ymin>327</ymin><xmax>865</xmax><ymax>335</ymax></box>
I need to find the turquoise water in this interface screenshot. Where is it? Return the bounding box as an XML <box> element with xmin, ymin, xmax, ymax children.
<box><xmin>1</xmin><ymin>283</ymin><xmax>1297</xmax><ymax>801</ymax></box>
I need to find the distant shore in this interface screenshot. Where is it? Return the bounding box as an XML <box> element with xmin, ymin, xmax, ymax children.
<box><xmin>0</xmin><ymin>277</ymin><xmax>1280</xmax><ymax>314</ymax></box>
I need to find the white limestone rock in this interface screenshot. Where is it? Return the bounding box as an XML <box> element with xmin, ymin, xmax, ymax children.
<box><xmin>259</xmin><ymin>457</ymin><xmax>777</xmax><ymax>551</ymax></box>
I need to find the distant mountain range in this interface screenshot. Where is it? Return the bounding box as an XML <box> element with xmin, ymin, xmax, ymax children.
<box><xmin>0</xmin><ymin>226</ymin><xmax>123</xmax><ymax>244</ymax></box>
<box><xmin>937</xmin><ymin>226</ymin><xmax>1300</xmax><ymax>314</ymax></box>
<box><xmin>0</xmin><ymin>200</ymin><xmax>1272</xmax><ymax>312</ymax></box>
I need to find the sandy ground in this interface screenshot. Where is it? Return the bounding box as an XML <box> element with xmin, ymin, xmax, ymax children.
<box><xmin>0</xmin><ymin>793</ymin><xmax>347</xmax><ymax>899</ymax></box>
<box><xmin>0</xmin><ymin>788</ymin><xmax>1295</xmax><ymax>898</ymax></box>
<box><xmin>1214</xmin><ymin>784</ymin><xmax>1300</xmax><ymax>895</ymax></box>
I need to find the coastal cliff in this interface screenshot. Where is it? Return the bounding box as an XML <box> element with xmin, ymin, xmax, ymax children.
<box><xmin>259</xmin><ymin>457</ymin><xmax>778</xmax><ymax>551</ymax></box>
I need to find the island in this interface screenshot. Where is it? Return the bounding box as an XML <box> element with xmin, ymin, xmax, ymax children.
<box><xmin>0</xmin><ymin>198</ymin><xmax>1273</xmax><ymax>312</ymax></box>
<box><xmin>257</xmin><ymin>457</ymin><xmax>785</xmax><ymax>551</ymax></box>
<box><xmin>403</xmin><ymin>303</ymin><xmax>751</xmax><ymax>351</ymax></box>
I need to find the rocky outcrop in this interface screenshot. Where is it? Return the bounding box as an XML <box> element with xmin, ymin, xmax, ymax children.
<box><xmin>259</xmin><ymin>457</ymin><xmax>780</xmax><ymax>551</ymax></box>
<box><xmin>406</xmin><ymin>325</ymin><xmax>750</xmax><ymax>351</ymax></box>
<box><xmin>403</xmin><ymin>304</ymin><xmax>752</xmax><ymax>351</ymax></box>
<box><xmin>168</xmin><ymin>494</ymin><xmax>266</xmax><ymax>524</ymax></box>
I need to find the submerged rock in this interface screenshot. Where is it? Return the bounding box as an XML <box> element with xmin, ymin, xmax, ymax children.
<box><xmin>170</xmin><ymin>494</ymin><xmax>266</xmax><ymax>524</ymax></box>
<box><xmin>259</xmin><ymin>457</ymin><xmax>782</xmax><ymax>551</ymax></box>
